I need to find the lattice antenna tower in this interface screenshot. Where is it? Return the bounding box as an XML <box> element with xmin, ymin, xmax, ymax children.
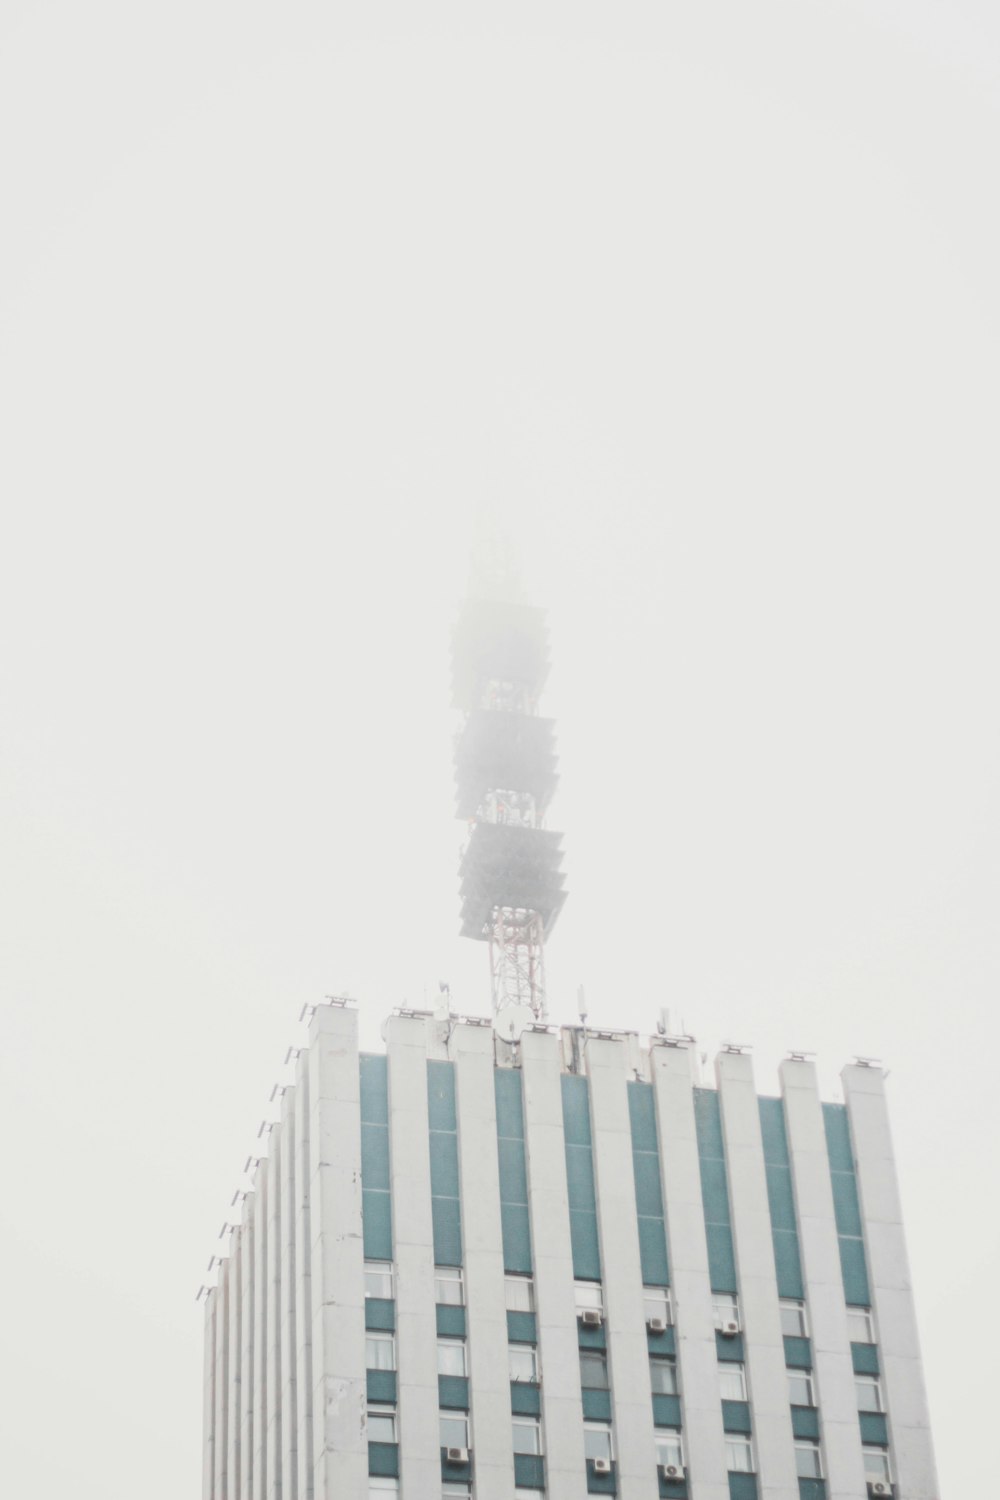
<box><xmin>452</xmin><ymin>545</ymin><xmax>567</xmax><ymax>1038</ymax></box>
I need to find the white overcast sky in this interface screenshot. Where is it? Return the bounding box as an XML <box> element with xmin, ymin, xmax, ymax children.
<box><xmin>2</xmin><ymin>2</ymin><xmax>997</xmax><ymax>1493</ymax></box>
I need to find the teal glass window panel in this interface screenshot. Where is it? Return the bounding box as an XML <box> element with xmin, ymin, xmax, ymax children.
<box><xmin>772</xmin><ymin>1230</ymin><xmax>805</xmax><ymax>1300</ymax></box>
<box><xmin>513</xmin><ymin>1453</ymin><xmax>546</xmax><ymax>1489</ymax></box>
<box><xmin>561</xmin><ymin>1074</ymin><xmax>593</xmax><ymax>1145</ymax></box>
<box><xmin>367</xmin><ymin>1442</ymin><xmax>399</xmax><ymax>1478</ymax></box>
<box><xmin>432</xmin><ymin>1197</ymin><xmax>462</xmax><ymax>1267</ymax></box>
<box><xmin>360</xmin><ymin>1055</ymin><xmax>389</xmax><ymax>1124</ymax></box>
<box><xmin>830</xmin><ymin>1173</ymin><xmax>863</xmax><ymax>1238</ymax></box>
<box><xmin>565</xmin><ymin>1144</ymin><xmax>598</xmax><ymax>1210</ymax></box>
<box><xmin>362</xmin><ymin>1191</ymin><xmax>392</xmax><ymax>1260</ymax></box>
<box><xmin>501</xmin><ymin>1204</ymin><xmax>533</xmax><ymax>1275</ymax></box>
<box><xmin>851</xmin><ymin>1343</ymin><xmax>880</xmax><ymax>1376</ymax></box>
<box><xmin>497</xmin><ymin>1137</ymin><xmax>529</xmax><ymax>1204</ymax></box>
<box><xmin>633</xmin><ymin>1152</ymin><xmax>665</xmax><ymax>1217</ymax></box>
<box><xmin>427</xmin><ymin>1060</ymin><xmax>457</xmax><ymax>1130</ymax></box>
<box><xmin>569</xmin><ymin>1211</ymin><xmax>601</xmax><ymax>1281</ymax></box>
<box><xmin>838</xmin><ymin>1239</ymin><xmax>871</xmax><ymax>1307</ymax></box>
<box><xmin>822</xmin><ymin>1104</ymin><xmax>854</xmax><ymax>1172</ymax></box>
<box><xmin>783</xmin><ymin>1335</ymin><xmax>812</xmax><ymax>1369</ymax></box>
<box><xmin>627</xmin><ymin>1081</ymin><xmax>658</xmax><ymax>1149</ymax></box>
<box><xmin>764</xmin><ymin>1165</ymin><xmax>797</xmax><ymax>1230</ymax></box>
<box><xmin>494</xmin><ymin>1068</ymin><xmax>525</xmax><ymax>1139</ymax></box>
<box><xmin>638</xmin><ymin>1217</ymin><xmax>670</xmax><ymax>1287</ymax></box>
<box><xmin>699</xmin><ymin>1157</ymin><xmax>732</xmax><ymax>1224</ymax></box>
<box><xmin>429</xmin><ymin>1133</ymin><xmax>461</xmax><ymax>1198</ymax></box>
<box><xmin>694</xmin><ymin>1088</ymin><xmax>726</xmax><ymax>1155</ymax></box>
<box><xmin>722</xmin><ymin>1400</ymin><xmax>752</xmax><ymax>1434</ymax></box>
<box><xmin>758</xmin><ymin>1097</ymin><xmax>791</xmax><ymax>1163</ymax></box>
<box><xmin>706</xmin><ymin>1223</ymin><xmax>738</xmax><ymax>1293</ymax></box>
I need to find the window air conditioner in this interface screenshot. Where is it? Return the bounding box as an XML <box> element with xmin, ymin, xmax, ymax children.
<box><xmin>445</xmin><ymin>1447</ymin><xmax>469</xmax><ymax>1464</ymax></box>
<box><xmin>660</xmin><ymin>1464</ymin><xmax>685</xmax><ymax>1479</ymax></box>
<box><xmin>591</xmin><ymin>1457</ymin><xmax>612</xmax><ymax>1474</ymax></box>
<box><xmin>647</xmin><ymin>1317</ymin><xmax>668</xmax><ymax>1333</ymax></box>
<box><xmin>869</xmin><ymin>1485</ymin><xmax>891</xmax><ymax>1498</ymax></box>
<box><xmin>580</xmin><ymin>1308</ymin><xmax>603</xmax><ymax>1327</ymax></box>
<box><xmin>720</xmin><ymin>1319</ymin><xmax>740</xmax><ymax>1336</ymax></box>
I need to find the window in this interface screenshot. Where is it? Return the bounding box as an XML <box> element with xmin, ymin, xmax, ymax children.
<box><xmin>788</xmin><ymin>1371</ymin><xmax>814</xmax><ymax>1408</ymax></box>
<box><xmin>366</xmin><ymin>1406</ymin><xmax>396</xmax><ymax>1443</ymax></box>
<box><xmin>512</xmin><ymin>1417</ymin><xmax>542</xmax><ymax>1455</ymax></box>
<box><xmin>364</xmin><ymin>1261</ymin><xmax>394</xmax><ymax>1299</ymax></box>
<box><xmin>725</xmin><ymin>1439</ymin><xmax>754</xmax><ymax>1473</ymax></box>
<box><xmin>856</xmin><ymin>1376</ymin><xmax>883</xmax><ymax>1413</ymax></box>
<box><xmin>580</xmin><ymin>1351</ymin><xmax>609</xmax><ymax>1389</ymax></box>
<box><xmin>718</xmin><ymin>1364</ymin><xmax>747</xmax><ymax>1401</ymax></box>
<box><xmin>779</xmin><ymin>1299</ymin><xmax>807</xmax><ymax>1337</ymax></box>
<box><xmin>365</xmin><ymin>1333</ymin><xmax>395</xmax><ymax>1371</ymax></box>
<box><xmin>649</xmin><ymin>1358</ymin><xmax>677</xmax><ymax>1395</ymax></box>
<box><xmin>655</xmin><ymin>1432</ymin><xmax>684</xmax><ymax>1469</ymax></box>
<box><xmin>435</xmin><ymin>1267</ymin><xmax>464</xmax><ymax>1305</ymax></box>
<box><xmin>863</xmin><ymin>1448</ymin><xmax>892</xmax><ymax>1482</ymax></box>
<box><xmin>509</xmin><ymin>1347</ymin><xmax>538</xmax><ymax>1384</ymax></box>
<box><xmin>440</xmin><ymin>1412</ymin><xmax>469</xmax><ymax>1449</ymax></box>
<box><xmin>438</xmin><ymin>1340</ymin><xmax>467</xmax><ymax>1377</ymax></box>
<box><xmin>583</xmin><ymin>1424</ymin><xmax>613</xmax><ymax>1462</ymax></box>
<box><xmin>713</xmin><ymin>1293</ymin><xmax>740</xmax><ymax>1329</ymax></box>
<box><xmin>505</xmin><ymin>1275</ymin><xmax>534</xmax><ymax>1312</ymax></box>
<box><xmin>643</xmin><ymin>1287</ymin><xmax>672</xmax><ymax>1325</ymax></box>
<box><xmin>574</xmin><ymin>1281</ymin><xmax>604</xmax><ymax>1313</ymax></box>
<box><xmin>847</xmin><ymin>1307</ymin><xmax>875</xmax><ymax>1344</ymax></box>
<box><xmin>795</xmin><ymin>1443</ymin><xmax>823</xmax><ymax>1479</ymax></box>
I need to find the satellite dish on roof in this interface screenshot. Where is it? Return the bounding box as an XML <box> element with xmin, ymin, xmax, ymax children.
<box><xmin>494</xmin><ymin>1004</ymin><xmax>535</xmax><ymax>1043</ymax></box>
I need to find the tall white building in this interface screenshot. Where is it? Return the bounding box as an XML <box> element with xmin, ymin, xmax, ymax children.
<box><xmin>203</xmin><ymin>578</ymin><xmax>938</xmax><ymax>1499</ymax></box>
<box><xmin>201</xmin><ymin>1000</ymin><xmax>938</xmax><ymax>1500</ymax></box>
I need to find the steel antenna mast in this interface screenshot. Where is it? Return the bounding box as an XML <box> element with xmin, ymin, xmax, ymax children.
<box><xmin>452</xmin><ymin>551</ymin><xmax>567</xmax><ymax>1037</ymax></box>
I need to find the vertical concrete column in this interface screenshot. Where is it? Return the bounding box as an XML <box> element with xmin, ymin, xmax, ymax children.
<box><xmin>780</xmin><ymin>1060</ymin><xmax>868</xmax><ymax>1500</ymax></box>
<box><xmin>452</xmin><ymin>1026</ymin><xmax>515</xmax><ymax>1499</ymax></box>
<box><xmin>293</xmin><ymin>1066</ymin><xmax>313</xmax><ymax>1500</ymax></box>
<box><xmin>386</xmin><ymin>1016</ymin><xmax>441</xmax><ymax>1500</ymax></box>
<box><xmin>279</xmin><ymin>1091</ymin><xmax>298</xmax><ymax>1497</ymax></box>
<box><xmin>307</xmin><ymin>1003</ymin><xmax>366</xmax><ymax>1500</ymax></box>
<box><xmin>651</xmin><ymin>1045</ymin><xmax>728</xmax><ymax>1500</ymax></box>
<box><xmin>265</xmin><ymin>1125</ymin><xmax>283</xmax><ymax>1500</ymax></box>
<box><xmin>587</xmin><ymin>1038</ymin><xmax>658</xmax><ymax>1500</ymax></box>
<box><xmin>203</xmin><ymin>1286</ymin><xmax>217</xmax><ymax>1500</ymax></box>
<box><xmin>228</xmin><ymin>1230</ymin><xmax>243</xmax><ymax>1500</ymax></box>
<box><xmin>842</xmin><ymin>1065</ymin><xmax>939</xmax><ymax>1498</ymax></box>
<box><xmin>252</xmin><ymin>1160</ymin><xmax>269</xmax><ymax>1500</ymax></box>
<box><xmin>716</xmin><ymin>1051</ymin><xmax>798</xmax><ymax>1499</ymax></box>
<box><xmin>215</xmin><ymin>1263</ymin><xmax>230</xmax><ymax>1500</ymax></box>
<box><xmin>520</xmin><ymin>1030</ymin><xmax>586</xmax><ymax>1500</ymax></box>
<box><xmin>240</xmin><ymin>1196</ymin><xmax>256</xmax><ymax>1500</ymax></box>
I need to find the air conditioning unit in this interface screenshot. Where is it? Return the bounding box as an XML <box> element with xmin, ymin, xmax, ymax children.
<box><xmin>591</xmin><ymin>1457</ymin><xmax>612</xmax><ymax>1475</ymax></box>
<box><xmin>647</xmin><ymin>1317</ymin><xmax>668</xmax><ymax>1333</ymax></box>
<box><xmin>580</xmin><ymin>1308</ymin><xmax>603</xmax><ymax>1327</ymax></box>
<box><xmin>719</xmin><ymin>1319</ymin><xmax>740</xmax><ymax>1336</ymax></box>
<box><xmin>660</xmin><ymin>1463</ymin><xmax>685</xmax><ymax>1479</ymax></box>
<box><xmin>445</xmin><ymin>1447</ymin><xmax>469</xmax><ymax>1464</ymax></box>
<box><xmin>868</xmin><ymin>1485</ymin><xmax>891</xmax><ymax>1498</ymax></box>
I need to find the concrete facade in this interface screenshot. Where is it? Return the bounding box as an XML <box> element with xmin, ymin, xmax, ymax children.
<box><xmin>203</xmin><ymin>1009</ymin><xmax>937</xmax><ymax>1500</ymax></box>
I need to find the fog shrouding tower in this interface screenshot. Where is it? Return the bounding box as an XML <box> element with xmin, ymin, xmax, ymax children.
<box><xmin>452</xmin><ymin>578</ymin><xmax>566</xmax><ymax>1035</ymax></box>
<box><xmin>200</xmin><ymin>577</ymin><xmax>940</xmax><ymax>1500</ymax></box>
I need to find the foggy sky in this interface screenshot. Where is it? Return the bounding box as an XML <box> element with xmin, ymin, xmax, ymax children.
<box><xmin>2</xmin><ymin>2</ymin><xmax>997</xmax><ymax>1493</ymax></box>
